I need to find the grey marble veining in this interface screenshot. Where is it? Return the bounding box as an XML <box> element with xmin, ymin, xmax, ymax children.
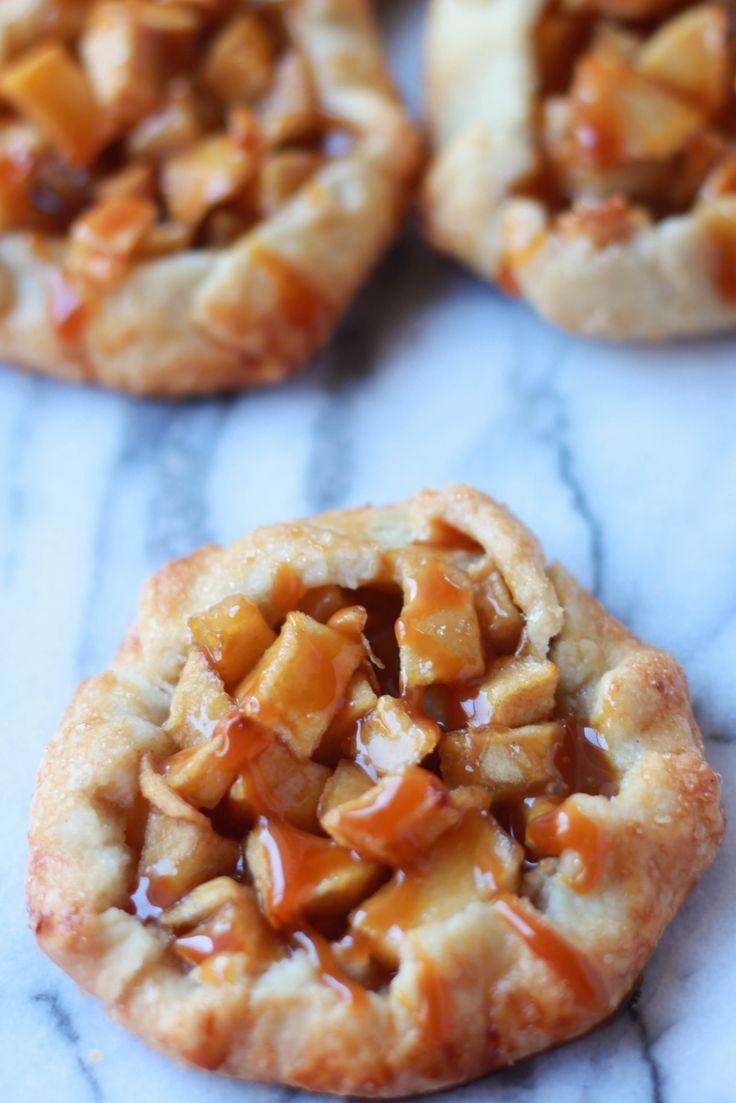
<box><xmin>1</xmin><ymin>7</ymin><xmax>735</xmax><ymax>1102</ymax></box>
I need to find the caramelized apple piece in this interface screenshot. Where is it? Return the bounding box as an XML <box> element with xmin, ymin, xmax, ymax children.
<box><xmin>247</xmin><ymin>818</ymin><xmax>384</xmax><ymax>928</ymax></box>
<box><xmin>322</xmin><ymin>767</ymin><xmax>460</xmax><ymax>867</ymax></box>
<box><xmin>164</xmin><ymin>648</ymin><xmax>233</xmax><ymax>749</ymax></box>
<box><xmin>638</xmin><ymin>4</ymin><xmax>729</xmax><ymax>116</ymax></box>
<box><xmin>315</xmin><ymin>665</ymin><xmax>378</xmax><ymax>766</ymax></box>
<box><xmin>259</xmin><ymin>49</ymin><xmax>319</xmax><ymax>146</ymax></box>
<box><xmin>202</xmin><ymin>13</ymin><xmax>274</xmax><ymax>105</ymax></box>
<box><xmin>351</xmin><ymin>811</ymin><xmax>522</xmax><ymax>969</ymax></box>
<box><xmin>162</xmin><ymin>132</ymin><xmax>257</xmax><ymax>226</ymax></box>
<box><xmin>68</xmin><ymin>197</ymin><xmax>157</xmax><ymax>285</ymax></box>
<box><xmin>453</xmin><ymin>656</ymin><xmax>559</xmax><ymax>729</ymax></box>
<box><xmin>0</xmin><ymin>42</ymin><xmax>104</xmax><ymax>167</ymax></box>
<box><xmin>227</xmin><ymin>739</ymin><xmax>330</xmax><ymax>832</ymax></box>
<box><xmin>471</xmin><ymin>561</ymin><xmax>524</xmax><ymax>654</ymax></box>
<box><xmin>138</xmin><ymin>808</ymin><xmax>239</xmax><ymax>910</ymax></box>
<box><xmin>298</xmin><ymin>584</ymin><xmax>349</xmax><ymax>623</ymax></box>
<box><xmin>352</xmin><ymin>696</ymin><xmax>441</xmax><ymax>776</ymax></box>
<box><xmin>569</xmin><ymin>53</ymin><xmax>704</xmax><ymax>169</ymax></box>
<box><xmin>163</xmin><ymin>738</ymin><xmax>238</xmax><ymax>809</ymax></box>
<box><xmin>439</xmin><ymin>723</ymin><xmax>563</xmax><ymax>801</ymax></box>
<box><xmin>397</xmin><ymin>555</ymin><xmax>484</xmax><ymax>688</ymax></box>
<box><xmin>96</xmin><ymin>162</ymin><xmax>155</xmax><ymax>202</ymax></box>
<box><xmin>189</xmin><ymin>594</ymin><xmax>276</xmax><ymax>691</ymax></box>
<box><xmin>163</xmin><ymin>878</ymin><xmax>282</xmax><ymax>972</ymax></box>
<box><xmin>449</xmin><ymin>784</ymin><xmax>493</xmax><ymax>813</ymax></box>
<box><xmin>79</xmin><ymin>1</ymin><xmax>161</xmax><ymax>130</ymax></box>
<box><xmin>318</xmin><ymin>759</ymin><xmax>374</xmax><ymax>824</ymax></box>
<box><xmin>236</xmin><ymin>611</ymin><xmax>366</xmax><ymax>759</ymax></box>
<box><xmin>127</xmin><ymin>84</ymin><xmax>203</xmax><ymax>161</ymax></box>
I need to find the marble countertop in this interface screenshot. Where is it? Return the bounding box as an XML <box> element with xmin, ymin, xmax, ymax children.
<box><xmin>1</xmin><ymin>6</ymin><xmax>734</xmax><ymax>1102</ymax></box>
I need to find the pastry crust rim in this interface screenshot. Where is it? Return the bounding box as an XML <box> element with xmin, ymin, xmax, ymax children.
<box><xmin>27</xmin><ymin>485</ymin><xmax>725</xmax><ymax>1095</ymax></box>
<box><xmin>0</xmin><ymin>0</ymin><xmax>421</xmax><ymax>395</ymax></box>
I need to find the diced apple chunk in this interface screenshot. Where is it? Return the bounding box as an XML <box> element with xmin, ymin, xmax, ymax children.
<box><xmin>137</xmin><ymin>808</ymin><xmax>239</xmax><ymax>910</ymax></box>
<box><xmin>161</xmin><ymin>132</ymin><xmax>257</xmax><ymax>226</ymax></box>
<box><xmin>79</xmin><ymin>2</ymin><xmax>161</xmax><ymax>130</ymax></box>
<box><xmin>227</xmin><ymin>739</ymin><xmax>330</xmax><ymax>832</ymax></box>
<box><xmin>164</xmin><ymin>647</ymin><xmax>233</xmax><ymax>749</ymax></box>
<box><xmin>315</xmin><ymin>665</ymin><xmax>378</xmax><ymax>766</ymax></box>
<box><xmin>351</xmin><ymin>810</ymin><xmax>522</xmax><ymax>968</ymax></box>
<box><xmin>236</xmin><ymin>611</ymin><xmax>366</xmax><ymax>759</ymax></box>
<box><xmin>396</xmin><ymin>555</ymin><xmax>484</xmax><ymax>689</ymax></box>
<box><xmin>449</xmin><ymin>784</ymin><xmax>493</xmax><ymax>813</ymax></box>
<box><xmin>127</xmin><ymin>85</ymin><xmax>203</xmax><ymax>161</ymax></box>
<box><xmin>189</xmin><ymin>594</ymin><xmax>276</xmax><ymax>690</ymax></box>
<box><xmin>247</xmin><ymin>819</ymin><xmax>384</xmax><ymax>928</ymax></box>
<box><xmin>0</xmin><ymin>42</ymin><xmax>104</xmax><ymax>167</ymax></box>
<box><xmin>452</xmin><ymin>656</ymin><xmax>559</xmax><ymax>730</ymax></box>
<box><xmin>68</xmin><ymin>197</ymin><xmax>157</xmax><ymax>284</ymax></box>
<box><xmin>202</xmin><ymin>14</ymin><xmax>274</xmax><ymax>105</ymax></box>
<box><xmin>163</xmin><ymin>878</ymin><xmax>282</xmax><ymax>972</ymax></box>
<box><xmin>259</xmin><ymin>49</ymin><xmax>319</xmax><ymax>146</ymax></box>
<box><xmin>471</xmin><ymin>561</ymin><xmax>525</xmax><ymax>654</ymax></box>
<box><xmin>569</xmin><ymin>53</ymin><xmax>705</xmax><ymax>169</ymax></box>
<box><xmin>439</xmin><ymin>723</ymin><xmax>563</xmax><ymax>801</ymax></box>
<box><xmin>638</xmin><ymin>4</ymin><xmax>729</xmax><ymax>116</ymax></box>
<box><xmin>298</xmin><ymin>584</ymin><xmax>350</xmax><ymax>623</ymax></box>
<box><xmin>317</xmin><ymin>759</ymin><xmax>374</xmax><ymax>823</ymax></box>
<box><xmin>322</xmin><ymin>766</ymin><xmax>460</xmax><ymax>867</ymax></box>
<box><xmin>351</xmin><ymin>696</ymin><xmax>441</xmax><ymax>776</ymax></box>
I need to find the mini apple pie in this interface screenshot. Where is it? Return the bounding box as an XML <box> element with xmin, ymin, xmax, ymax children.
<box><xmin>28</xmin><ymin>485</ymin><xmax>724</xmax><ymax>1095</ymax></box>
<box><xmin>423</xmin><ymin>1</ymin><xmax>736</xmax><ymax>340</ymax></box>
<box><xmin>0</xmin><ymin>1</ymin><xmax>420</xmax><ymax>394</ymax></box>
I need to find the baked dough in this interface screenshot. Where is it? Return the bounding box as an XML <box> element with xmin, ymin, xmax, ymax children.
<box><xmin>422</xmin><ymin>0</ymin><xmax>736</xmax><ymax>340</ymax></box>
<box><xmin>28</xmin><ymin>485</ymin><xmax>724</xmax><ymax>1095</ymax></box>
<box><xmin>0</xmin><ymin>0</ymin><xmax>420</xmax><ymax>394</ymax></box>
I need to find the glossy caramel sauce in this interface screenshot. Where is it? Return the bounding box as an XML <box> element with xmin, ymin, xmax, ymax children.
<box><xmin>210</xmin><ymin>709</ymin><xmax>272</xmax><ymax>771</ymax></box>
<box><xmin>291</xmin><ymin>928</ymin><xmax>368</xmax><ymax>1005</ymax></box>
<box><xmin>416</xmin><ymin>956</ymin><xmax>454</xmax><ymax>1047</ymax></box>
<box><xmin>526</xmin><ymin>802</ymin><xmax>608</xmax><ymax>893</ymax></box>
<box><xmin>351</xmin><ymin>585</ymin><xmax>403</xmax><ymax>696</ymax></box>
<box><xmin>129</xmin><ymin>860</ymin><xmax>183</xmax><ymax>919</ymax></box>
<box><xmin>330</xmin><ymin>767</ymin><xmax>450</xmax><ymax>869</ymax></box>
<box><xmin>256</xmin><ymin>818</ymin><xmax>371</xmax><ymax>928</ymax></box>
<box><xmin>569</xmin><ymin>57</ymin><xmax>624</xmax><ymax>171</ymax></box>
<box><xmin>415</xmin><ymin>521</ymin><xmax>485</xmax><ymax>555</ymax></box>
<box><xmin>553</xmin><ymin>720</ymin><xmax>618</xmax><ymax>798</ymax></box>
<box><xmin>270</xmin><ymin>563</ymin><xmax>305</xmax><ymax>619</ymax></box>
<box><xmin>495</xmin><ymin>894</ymin><xmax>607</xmax><ymax>1010</ymax></box>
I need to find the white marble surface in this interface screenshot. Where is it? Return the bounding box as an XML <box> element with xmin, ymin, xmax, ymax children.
<box><xmin>1</xmin><ymin>6</ymin><xmax>735</xmax><ymax>1102</ymax></box>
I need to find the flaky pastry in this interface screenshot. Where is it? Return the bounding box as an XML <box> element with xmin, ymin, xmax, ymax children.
<box><xmin>28</xmin><ymin>485</ymin><xmax>724</xmax><ymax>1095</ymax></box>
<box><xmin>0</xmin><ymin>0</ymin><xmax>420</xmax><ymax>394</ymax></box>
<box><xmin>423</xmin><ymin>0</ymin><xmax>736</xmax><ymax>339</ymax></box>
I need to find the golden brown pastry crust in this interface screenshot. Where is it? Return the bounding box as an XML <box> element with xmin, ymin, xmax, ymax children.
<box><xmin>27</xmin><ymin>486</ymin><xmax>725</xmax><ymax>1095</ymax></box>
<box><xmin>0</xmin><ymin>0</ymin><xmax>420</xmax><ymax>395</ymax></box>
<box><xmin>422</xmin><ymin>0</ymin><xmax>736</xmax><ymax>340</ymax></box>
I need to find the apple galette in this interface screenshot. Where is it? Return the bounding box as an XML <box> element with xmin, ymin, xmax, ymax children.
<box><xmin>423</xmin><ymin>0</ymin><xmax>736</xmax><ymax>340</ymax></box>
<box><xmin>0</xmin><ymin>0</ymin><xmax>420</xmax><ymax>394</ymax></box>
<box><xmin>27</xmin><ymin>486</ymin><xmax>724</xmax><ymax>1094</ymax></box>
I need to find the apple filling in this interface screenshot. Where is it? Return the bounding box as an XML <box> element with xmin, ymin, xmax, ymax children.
<box><xmin>128</xmin><ymin>537</ymin><xmax>618</xmax><ymax>1006</ymax></box>
<box><xmin>511</xmin><ymin>1</ymin><xmax>736</xmax><ymax>288</ymax></box>
<box><xmin>0</xmin><ymin>0</ymin><xmax>349</xmax><ymax>335</ymax></box>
